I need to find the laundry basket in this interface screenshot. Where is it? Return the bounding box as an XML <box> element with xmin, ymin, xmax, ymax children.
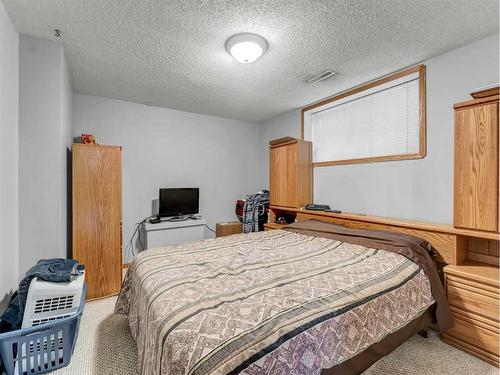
<box><xmin>21</xmin><ymin>272</ymin><xmax>85</xmax><ymax>329</ymax></box>
<box><xmin>0</xmin><ymin>281</ymin><xmax>86</xmax><ymax>375</ymax></box>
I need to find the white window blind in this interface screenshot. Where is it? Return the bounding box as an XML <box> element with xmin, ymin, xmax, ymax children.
<box><xmin>303</xmin><ymin>68</ymin><xmax>424</xmax><ymax>165</ymax></box>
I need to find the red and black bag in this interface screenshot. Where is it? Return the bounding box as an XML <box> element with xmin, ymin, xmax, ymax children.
<box><xmin>235</xmin><ymin>200</ymin><xmax>245</xmax><ymax>222</ymax></box>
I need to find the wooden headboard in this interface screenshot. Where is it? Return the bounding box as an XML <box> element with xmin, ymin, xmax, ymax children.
<box><xmin>266</xmin><ymin>206</ymin><xmax>499</xmax><ymax>266</ymax></box>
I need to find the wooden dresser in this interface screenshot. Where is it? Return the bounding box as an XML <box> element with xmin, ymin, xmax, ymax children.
<box><xmin>442</xmin><ymin>88</ymin><xmax>500</xmax><ymax>366</ymax></box>
<box><xmin>72</xmin><ymin>144</ymin><xmax>122</xmax><ymax>300</ymax></box>
<box><xmin>443</xmin><ymin>262</ymin><xmax>499</xmax><ymax>366</ymax></box>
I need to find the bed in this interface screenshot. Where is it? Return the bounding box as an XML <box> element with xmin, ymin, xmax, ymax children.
<box><xmin>115</xmin><ymin>219</ymin><xmax>452</xmax><ymax>375</ymax></box>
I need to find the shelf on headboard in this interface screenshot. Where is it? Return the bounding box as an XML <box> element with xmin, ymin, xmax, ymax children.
<box><xmin>267</xmin><ymin>205</ymin><xmax>499</xmax><ymax>265</ymax></box>
<box><xmin>269</xmin><ymin>206</ymin><xmax>500</xmax><ymax>240</ymax></box>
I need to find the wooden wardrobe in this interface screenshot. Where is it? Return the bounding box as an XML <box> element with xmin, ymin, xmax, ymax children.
<box><xmin>269</xmin><ymin>139</ymin><xmax>313</xmax><ymax>208</ymax></box>
<box><xmin>454</xmin><ymin>90</ymin><xmax>499</xmax><ymax>232</ymax></box>
<box><xmin>72</xmin><ymin>144</ymin><xmax>122</xmax><ymax>300</ymax></box>
<box><xmin>443</xmin><ymin>87</ymin><xmax>500</xmax><ymax>366</ymax></box>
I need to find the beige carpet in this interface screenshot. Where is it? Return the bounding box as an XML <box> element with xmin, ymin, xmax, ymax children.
<box><xmin>52</xmin><ymin>297</ymin><xmax>499</xmax><ymax>375</ymax></box>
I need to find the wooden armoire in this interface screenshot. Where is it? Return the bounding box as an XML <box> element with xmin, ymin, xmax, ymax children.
<box><xmin>269</xmin><ymin>139</ymin><xmax>313</xmax><ymax>208</ymax></box>
<box><xmin>72</xmin><ymin>144</ymin><xmax>122</xmax><ymax>300</ymax></box>
<box><xmin>443</xmin><ymin>87</ymin><xmax>500</xmax><ymax>366</ymax></box>
<box><xmin>454</xmin><ymin>89</ymin><xmax>499</xmax><ymax>233</ymax></box>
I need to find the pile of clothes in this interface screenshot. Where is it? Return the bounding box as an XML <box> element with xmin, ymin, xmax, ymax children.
<box><xmin>236</xmin><ymin>190</ymin><xmax>269</xmax><ymax>233</ymax></box>
<box><xmin>0</xmin><ymin>258</ymin><xmax>84</xmax><ymax>333</ymax></box>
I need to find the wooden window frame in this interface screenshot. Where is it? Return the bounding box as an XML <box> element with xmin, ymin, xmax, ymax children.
<box><xmin>301</xmin><ymin>64</ymin><xmax>426</xmax><ymax>167</ymax></box>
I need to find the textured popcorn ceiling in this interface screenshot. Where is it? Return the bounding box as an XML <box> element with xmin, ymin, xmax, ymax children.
<box><xmin>4</xmin><ymin>0</ymin><xmax>498</xmax><ymax>122</ymax></box>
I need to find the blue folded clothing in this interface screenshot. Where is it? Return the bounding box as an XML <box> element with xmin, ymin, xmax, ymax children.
<box><xmin>0</xmin><ymin>258</ymin><xmax>84</xmax><ymax>333</ymax></box>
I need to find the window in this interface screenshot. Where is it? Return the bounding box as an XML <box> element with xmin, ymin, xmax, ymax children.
<box><xmin>302</xmin><ymin>65</ymin><xmax>426</xmax><ymax>167</ymax></box>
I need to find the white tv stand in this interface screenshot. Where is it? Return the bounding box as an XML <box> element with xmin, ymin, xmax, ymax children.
<box><xmin>141</xmin><ymin>217</ymin><xmax>207</xmax><ymax>249</ymax></box>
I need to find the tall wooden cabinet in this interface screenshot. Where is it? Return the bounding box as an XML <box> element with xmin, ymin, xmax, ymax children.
<box><xmin>444</xmin><ymin>88</ymin><xmax>500</xmax><ymax>367</ymax></box>
<box><xmin>454</xmin><ymin>93</ymin><xmax>499</xmax><ymax>232</ymax></box>
<box><xmin>269</xmin><ymin>139</ymin><xmax>313</xmax><ymax>208</ymax></box>
<box><xmin>72</xmin><ymin>144</ymin><xmax>122</xmax><ymax>300</ymax></box>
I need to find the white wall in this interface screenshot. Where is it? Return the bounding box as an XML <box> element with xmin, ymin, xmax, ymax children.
<box><xmin>60</xmin><ymin>48</ymin><xmax>73</xmax><ymax>257</ymax></box>
<box><xmin>259</xmin><ymin>110</ymin><xmax>302</xmax><ymax>186</ymax></box>
<box><xmin>18</xmin><ymin>35</ymin><xmax>73</xmax><ymax>276</ymax></box>
<box><xmin>260</xmin><ymin>34</ymin><xmax>500</xmax><ymax>224</ymax></box>
<box><xmin>0</xmin><ymin>1</ymin><xmax>19</xmax><ymax>310</ymax></box>
<box><xmin>73</xmin><ymin>94</ymin><xmax>262</xmax><ymax>262</ymax></box>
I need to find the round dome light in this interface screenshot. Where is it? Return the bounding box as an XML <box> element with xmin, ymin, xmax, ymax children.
<box><xmin>225</xmin><ymin>33</ymin><xmax>268</xmax><ymax>64</ymax></box>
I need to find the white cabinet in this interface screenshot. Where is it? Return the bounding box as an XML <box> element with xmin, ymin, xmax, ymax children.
<box><xmin>141</xmin><ymin>218</ymin><xmax>207</xmax><ymax>249</ymax></box>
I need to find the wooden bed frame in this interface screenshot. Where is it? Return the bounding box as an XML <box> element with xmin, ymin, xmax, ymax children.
<box><xmin>265</xmin><ymin>87</ymin><xmax>499</xmax><ymax>366</ymax></box>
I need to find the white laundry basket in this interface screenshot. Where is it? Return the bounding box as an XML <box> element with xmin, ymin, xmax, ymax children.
<box><xmin>21</xmin><ymin>271</ymin><xmax>85</xmax><ymax>328</ymax></box>
<box><xmin>0</xmin><ymin>273</ymin><xmax>86</xmax><ymax>375</ymax></box>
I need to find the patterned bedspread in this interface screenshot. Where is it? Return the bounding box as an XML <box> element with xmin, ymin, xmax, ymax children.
<box><xmin>115</xmin><ymin>229</ymin><xmax>434</xmax><ymax>375</ymax></box>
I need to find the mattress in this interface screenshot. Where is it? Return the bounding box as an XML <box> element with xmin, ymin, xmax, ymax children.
<box><xmin>115</xmin><ymin>221</ymin><xmax>450</xmax><ymax>375</ymax></box>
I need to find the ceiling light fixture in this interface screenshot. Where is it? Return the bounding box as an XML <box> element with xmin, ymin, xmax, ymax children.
<box><xmin>225</xmin><ymin>33</ymin><xmax>268</xmax><ymax>64</ymax></box>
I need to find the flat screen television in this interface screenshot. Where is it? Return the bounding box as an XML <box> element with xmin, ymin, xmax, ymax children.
<box><xmin>159</xmin><ymin>188</ymin><xmax>199</xmax><ymax>217</ymax></box>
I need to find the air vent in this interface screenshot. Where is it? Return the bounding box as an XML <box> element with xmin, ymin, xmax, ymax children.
<box><xmin>306</xmin><ymin>70</ymin><xmax>336</xmax><ymax>84</ymax></box>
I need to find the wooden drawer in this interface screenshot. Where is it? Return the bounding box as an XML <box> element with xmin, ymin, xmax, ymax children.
<box><xmin>443</xmin><ymin>263</ymin><xmax>500</xmax><ymax>367</ymax></box>
<box><xmin>446</xmin><ymin>274</ymin><xmax>499</xmax><ymax>323</ymax></box>
<box><xmin>444</xmin><ymin>310</ymin><xmax>499</xmax><ymax>366</ymax></box>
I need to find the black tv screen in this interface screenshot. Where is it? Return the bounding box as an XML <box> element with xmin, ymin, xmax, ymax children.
<box><xmin>159</xmin><ymin>188</ymin><xmax>199</xmax><ymax>217</ymax></box>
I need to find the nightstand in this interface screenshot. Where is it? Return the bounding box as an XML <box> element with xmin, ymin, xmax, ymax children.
<box><xmin>443</xmin><ymin>261</ymin><xmax>499</xmax><ymax>367</ymax></box>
